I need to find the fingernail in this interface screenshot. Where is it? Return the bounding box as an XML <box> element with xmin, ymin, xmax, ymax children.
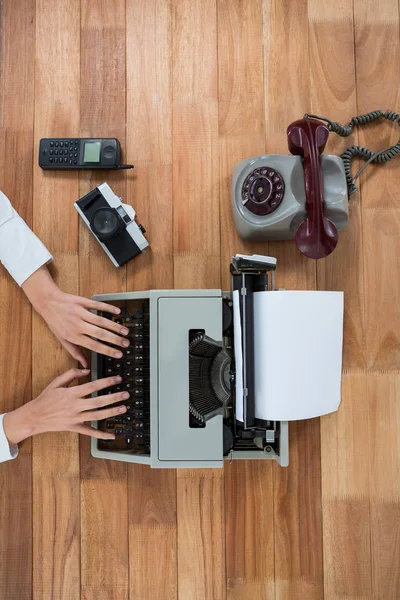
<box><xmin>114</xmin><ymin>351</ymin><xmax>123</xmax><ymax>358</ymax></box>
<box><xmin>122</xmin><ymin>340</ymin><xmax>130</xmax><ymax>347</ymax></box>
<box><xmin>82</xmin><ymin>369</ymin><xmax>90</xmax><ymax>373</ymax></box>
<box><xmin>122</xmin><ymin>391</ymin><xmax>130</xmax><ymax>399</ymax></box>
<box><xmin>115</xmin><ymin>375</ymin><xmax>122</xmax><ymax>383</ymax></box>
<box><xmin>118</xmin><ymin>405</ymin><xmax>127</xmax><ymax>413</ymax></box>
<box><xmin>114</xmin><ymin>307</ymin><xmax>121</xmax><ymax>314</ymax></box>
<box><xmin>121</xmin><ymin>327</ymin><xmax>129</xmax><ymax>335</ymax></box>
<box><xmin>107</xmin><ymin>435</ymin><xmax>115</xmax><ymax>440</ymax></box>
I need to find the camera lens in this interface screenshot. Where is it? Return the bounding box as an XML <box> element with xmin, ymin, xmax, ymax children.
<box><xmin>90</xmin><ymin>208</ymin><xmax>121</xmax><ymax>240</ymax></box>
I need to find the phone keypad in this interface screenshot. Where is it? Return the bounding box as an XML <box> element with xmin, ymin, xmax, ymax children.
<box><xmin>40</xmin><ymin>139</ymin><xmax>80</xmax><ymax>167</ymax></box>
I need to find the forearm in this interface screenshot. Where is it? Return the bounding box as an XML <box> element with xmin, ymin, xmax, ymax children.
<box><xmin>21</xmin><ymin>265</ymin><xmax>60</xmax><ymax>316</ymax></box>
<box><xmin>3</xmin><ymin>405</ymin><xmax>36</xmax><ymax>445</ymax></box>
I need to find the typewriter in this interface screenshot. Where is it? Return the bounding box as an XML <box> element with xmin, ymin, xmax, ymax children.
<box><xmin>91</xmin><ymin>254</ymin><xmax>342</xmax><ymax>468</ymax></box>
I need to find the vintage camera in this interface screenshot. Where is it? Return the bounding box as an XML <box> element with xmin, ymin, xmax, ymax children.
<box><xmin>74</xmin><ymin>182</ymin><xmax>149</xmax><ymax>267</ymax></box>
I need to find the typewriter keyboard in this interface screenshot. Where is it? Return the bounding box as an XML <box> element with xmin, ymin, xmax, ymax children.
<box><xmin>96</xmin><ymin>301</ymin><xmax>150</xmax><ymax>454</ymax></box>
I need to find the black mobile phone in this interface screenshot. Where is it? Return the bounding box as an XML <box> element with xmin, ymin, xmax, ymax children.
<box><xmin>38</xmin><ymin>138</ymin><xmax>133</xmax><ymax>170</ymax></box>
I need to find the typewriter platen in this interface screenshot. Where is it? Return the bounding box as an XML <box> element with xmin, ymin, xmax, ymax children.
<box><xmin>91</xmin><ymin>255</ymin><xmax>289</xmax><ymax>468</ymax></box>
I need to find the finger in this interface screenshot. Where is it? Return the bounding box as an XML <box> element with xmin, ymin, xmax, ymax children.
<box><xmin>76</xmin><ymin>375</ymin><xmax>122</xmax><ymax>398</ymax></box>
<box><xmin>71</xmin><ymin>424</ymin><xmax>116</xmax><ymax>441</ymax></box>
<box><xmin>62</xmin><ymin>340</ymin><xmax>89</xmax><ymax>368</ymax></box>
<box><xmin>48</xmin><ymin>368</ymin><xmax>90</xmax><ymax>390</ymax></box>
<box><xmin>81</xmin><ymin>310</ymin><xmax>130</xmax><ymax>337</ymax></box>
<box><xmin>83</xmin><ymin>322</ymin><xmax>130</xmax><ymax>349</ymax></box>
<box><xmin>79</xmin><ymin>297</ymin><xmax>122</xmax><ymax>316</ymax></box>
<box><xmin>75</xmin><ymin>335</ymin><xmax>124</xmax><ymax>360</ymax></box>
<box><xmin>81</xmin><ymin>390</ymin><xmax>129</xmax><ymax>411</ymax></box>
<box><xmin>82</xmin><ymin>400</ymin><xmax>128</xmax><ymax>422</ymax></box>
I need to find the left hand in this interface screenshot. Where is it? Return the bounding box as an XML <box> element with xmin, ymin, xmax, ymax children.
<box><xmin>22</xmin><ymin>266</ymin><xmax>130</xmax><ymax>367</ymax></box>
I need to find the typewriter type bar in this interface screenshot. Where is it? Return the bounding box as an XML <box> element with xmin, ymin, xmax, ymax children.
<box><xmin>230</xmin><ymin>255</ymin><xmax>277</xmax><ymax>430</ymax></box>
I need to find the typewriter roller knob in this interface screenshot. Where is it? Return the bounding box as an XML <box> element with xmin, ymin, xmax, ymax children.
<box><xmin>223</xmin><ymin>300</ymin><xmax>232</xmax><ymax>332</ymax></box>
<box><xmin>223</xmin><ymin>425</ymin><xmax>233</xmax><ymax>455</ymax></box>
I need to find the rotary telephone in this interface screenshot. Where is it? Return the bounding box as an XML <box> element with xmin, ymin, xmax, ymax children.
<box><xmin>232</xmin><ymin>110</ymin><xmax>400</xmax><ymax>259</ymax></box>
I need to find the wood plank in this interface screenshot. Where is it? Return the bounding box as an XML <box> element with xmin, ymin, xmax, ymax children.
<box><xmin>224</xmin><ymin>461</ymin><xmax>274</xmax><ymax>599</ymax></box>
<box><xmin>217</xmin><ymin>1</ymin><xmax>274</xmax><ymax>598</ymax></box>
<box><xmin>367</xmin><ymin>374</ymin><xmax>400</xmax><ymax>600</ymax></box>
<box><xmin>125</xmin><ymin>3</ymin><xmax>177</xmax><ymax>600</ymax></box>
<box><xmin>172</xmin><ymin>1</ymin><xmax>225</xmax><ymax>598</ymax></box>
<box><xmin>308</xmin><ymin>2</ymin><xmax>372</xmax><ymax>598</ymax></box>
<box><xmin>0</xmin><ymin>2</ymin><xmax>35</xmax><ymax>597</ymax></box>
<box><xmin>177</xmin><ymin>469</ymin><xmax>225</xmax><ymax>600</ymax></box>
<box><xmin>129</xmin><ymin>465</ymin><xmax>177</xmax><ymax>599</ymax></box>
<box><xmin>32</xmin><ymin>2</ymin><xmax>81</xmax><ymax>599</ymax></box>
<box><xmin>81</xmin><ymin>481</ymin><xmax>129</xmax><ymax>600</ymax></box>
<box><xmin>172</xmin><ymin>0</ymin><xmax>220</xmax><ymax>290</ymax></box>
<box><xmin>78</xmin><ymin>0</ymin><xmax>127</xmax><ymax>481</ymax></box>
<box><xmin>354</xmin><ymin>0</ymin><xmax>400</xmax><ymax>371</ymax></box>
<box><xmin>353</xmin><ymin>0</ymin><xmax>400</xmax><ymax>211</ymax></box>
<box><xmin>79</xmin><ymin>2</ymin><xmax>129</xmax><ymax>599</ymax></box>
<box><xmin>308</xmin><ymin>0</ymin><xmax>365</xmax><ymax>372</ymax></box>
<box><xmin>320</xmin><ymin>374</ymin><xmax>372</xmax><ymax>599</ymax></box>
<box><xmin>262</xmin><ymin>1</ymin><xmax>323</xmax><ymax>598</ymax></box>
<box><xmin>354</xmin><ymin>3</ymin><xmax>400</xmax><ymax>599</ymax></box>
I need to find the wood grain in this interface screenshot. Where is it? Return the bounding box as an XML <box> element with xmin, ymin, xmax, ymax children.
<box><xmin>368</xmin><ymin>374</ymin><xmax>400</xmax><ymax>600</ymax></box>
<box><xmin>172</xmin><ymin>0</ymin><xmax>220</xmax><ymax>290</ymax></box>
<box><xmin>177</xmin><ymin>469</ymin><xmax>226</xmax><ymax>600</ymax></box>
<box><xmin>0</xmin><ymin>1</ymin><xmax>399</xmax><ymax>598</ymax></box>
<box><xmin>354</xmin><ymin>3</ymin><xmax>400</xmax><ymax>599</ymax></box>
<box><xmin>32</xmin><ymin>2</ymin><xmax>81</xmax><ymax>599</ymax></box>
<box><xmin>172</xmin><ymin>1</ymin><xmax>225</xmax><ymax>598</ymax></box>
<box><xmin>308</xmin><ymin>2</ymin><xmax>372</xmax><ymax>598</ymax></box>
<box><xmin>0</xmin><ymin>3</ymin><xmax>35</xmax><ymax>597</ymax></box>
<box><xmin>217</xmin><ymin>2</ymin><xmax>274</xmax><ymax>599</ymax></box>
<box><xmin>125</xmin><ymin>3</ymin><xmax>177</xmax><ymax>599</ymax></box>
<box><xmin>129</xmin><ymin>466</ymin><xmax>177</xmax><ymax>599</ymax></box>
<box><xmin>320</xmin><ymin>374</ymin><xmax>372</xmax><ymax>599</ymax></box>
<box><xmin>263</xmin><ymin>2</ymin><xmax>323</xmax><ymax>599</ymax></box>
<box><xmin>79</xmin><ymin>2</ymin><xmax>129</xmax><ymax>599</ymax></box>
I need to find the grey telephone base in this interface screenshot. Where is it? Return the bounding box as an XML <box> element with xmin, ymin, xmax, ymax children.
<box><xmin>232</xmin><ymin>154</ymin><xmax>349</xmax><ymax>241</ymax></box>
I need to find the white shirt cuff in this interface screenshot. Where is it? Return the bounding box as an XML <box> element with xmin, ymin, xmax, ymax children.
<box><xmin>0</xmin><ymin>414</ymin><xmax>18</xmax><ymax>463</ymax></box>
<box><xmin>0</xmin><ymin>213</ymin><xmax>53</xmax><ymax>286</ymax></box>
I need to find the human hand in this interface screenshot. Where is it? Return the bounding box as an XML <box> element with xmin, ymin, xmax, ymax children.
<box><xmin>3</xmin><ymin>369</ymin><xmax>129</xmax><ymax>445</ymax></box>
<box><xmin>22</xmin><ymin>266</ymin><xmax>130</xmax><ymax>367</ymax></box>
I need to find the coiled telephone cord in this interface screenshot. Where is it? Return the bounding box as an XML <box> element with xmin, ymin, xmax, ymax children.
<box><xmin>304</xmin><ymin>110</ymin><xmax>400</xmax><ymax>195</ymax></box>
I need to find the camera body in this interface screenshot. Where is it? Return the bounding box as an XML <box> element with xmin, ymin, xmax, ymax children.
<box><xmin>232</xmin><ymin>154</ymin><xmax>349</xmax><ymax>242</ymax></box>
<box><xmin>74</xmin><ymin>182</ymin><xmax>149</xmax><ymax>267</ymax></box>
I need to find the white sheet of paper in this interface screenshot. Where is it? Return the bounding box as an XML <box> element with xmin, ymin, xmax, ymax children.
<box><xmin>232</xmin><ymin>290</ymin><xmax>244</xmax><ymax>422</ymax></box>
<box><xmin>253</xmin><ymin>291</ymin><xmax>344</xmax><ymax>421</ymax></box>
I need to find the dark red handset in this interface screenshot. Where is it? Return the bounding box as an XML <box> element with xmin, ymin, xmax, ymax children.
<box><xmin>287</xmin><ymin>118</ymin><xmax>338</xmax><ymax>259</ymax></box>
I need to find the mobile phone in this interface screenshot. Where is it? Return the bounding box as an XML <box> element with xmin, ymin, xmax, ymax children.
<box><xmin>38</xmin><ymin>138</ymin><xmax>133</xmax><ymax>170</ymax></box>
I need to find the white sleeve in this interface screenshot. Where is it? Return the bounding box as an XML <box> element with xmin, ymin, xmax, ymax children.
<box><xmin>0</xmin><ymin>415</ymin><xmax>18</xmax><ymax>463</ymax></box>
<box><xmin>0</xmin><ymin>190</ymin><xmax>53</xmax><ymax>286</ymax></box>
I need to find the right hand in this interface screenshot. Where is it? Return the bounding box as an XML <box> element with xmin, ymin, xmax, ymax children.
<box><xmin>3</xmin><ymin>369</ymin><xmax>129</xmax><ymax>445</ymax></box>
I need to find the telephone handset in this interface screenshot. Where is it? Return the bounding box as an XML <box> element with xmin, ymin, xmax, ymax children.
<box><xmin>233</xmin><ymin>110</ymin><xmax>400</xmax><ymax>259</ymax></box>
<box><xmin>287</xmin><ymin>118</ymin><xmax>338</xmax><ymax>258</ymax></box>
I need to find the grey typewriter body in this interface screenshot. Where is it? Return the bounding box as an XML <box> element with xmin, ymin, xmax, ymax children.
<box><xmin>91</xmin><ymin>255</ymin><xmax>289</xmax><ymax>468</ymax></box>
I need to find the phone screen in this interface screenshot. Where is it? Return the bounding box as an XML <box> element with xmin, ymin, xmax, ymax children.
<box><xmin>83</xmin><ymin>141</ymin><xmax>101</xmax><ymax>163</ymax></box>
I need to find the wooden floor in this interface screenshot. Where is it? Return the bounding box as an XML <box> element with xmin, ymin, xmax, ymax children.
<box><xmin>0</xmin><ymin>1</ymin><xmax>399</xmax><ymax>598</ymax></box>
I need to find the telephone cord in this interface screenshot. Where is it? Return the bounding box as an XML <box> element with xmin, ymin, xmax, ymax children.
<box><xmin>304</xmin><ymin>110</ymin><xmax>400</xmax><ymax>195</ymax></box>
